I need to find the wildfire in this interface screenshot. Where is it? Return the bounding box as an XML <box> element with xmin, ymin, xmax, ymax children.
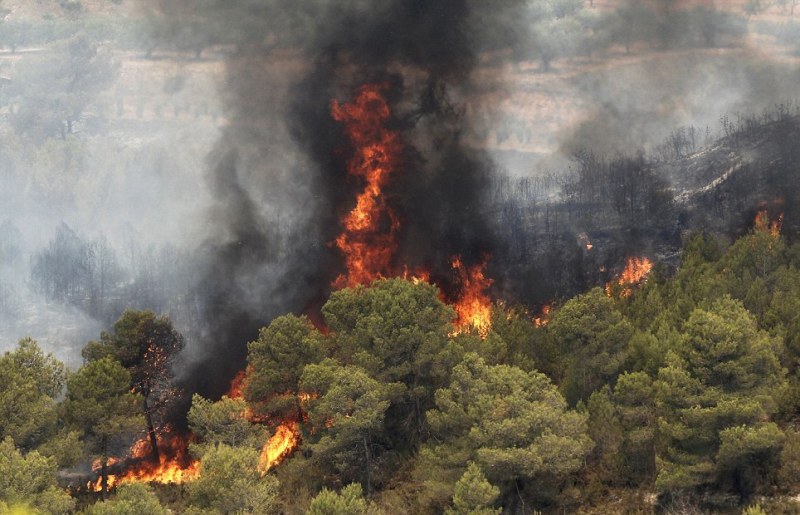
<box><xmin>534</xmin><ymin>305</ymin><xmax>551</xmax><ymax>328</ymax></box>
<box><xmin>226</xmin><ymin>369</ymin><xmax>307</xmax><ymax>474</ymax></box>
<box><xmin>259</xmin><ymin>421</ymin><xmax>300</xmax><ymax>472</ymax></box>
<box><xmin>331</xmin><ymin>83</ymin><xmax>403</xmax><ymax>289</ymax></box>
<box><xmin>578</xmin><ymin>232</ymin><xmax>593</xmax><ymax>251</ymax></box>
<box><xmin>450</xmin><ymin>257</ymin><xmax>494</xmax><ymax>337</ymax></box>
<box><xmin>227</xmin><ymin>370</ymin><xmax>248</xmax><ymax>399</ymax></box>
<box><xmin>754</xmin><ymin>210</ymin><xmax>782</xmax><ymax>239</ymax></box>
<box><xmin>87</xmin><ymin>430</ymin><xmax>199</xmax><ymax>492</ymax></box>
<box><xmin>605</xmin><ymin>257</ymin><xmax>653</xmax><ymax>297</ymax></box>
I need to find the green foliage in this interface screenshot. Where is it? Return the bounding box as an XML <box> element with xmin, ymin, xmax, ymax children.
<box><xmin>446</xmin><ymin>463</ymin><xmax>501</xmax><ymax>515</ymax></box>
<box><xmin>613</xmin><ymin>372</ymin><xmax>657</xmax><ymax>483</ymax></box>
<box><xmin>6</xmin><ymin>221</ymin><xmax>800</xmax><ymax>511</ymax></box>
<box><xmin>301</xmin><ymin>360</ymin><xmax>404</xmax><ymax>494</ymax></box>
<box><xmin>61</xmin><ymin>357</ymin><xmax>143</xmax><ymax>447</ymax></box>
<box><xmin>654</xmin><ymin>297</ymin><xmax>786</xmax><ymax>495</ymax></box>
<box><xmin>586</xmin><ymin>387</ymin><xmax>624</xmax><ymax>484</ymax></box>
<box><xmin>81</xmin><ymin>482</ymin><xmax>168</xmax><ymax>515</ymax></box>
<box><xmin>321</xmin><ymin>279</ymin><xmax>457</xmax><ymax>442</ymax></box>
<box><xmin>0</xmin><ymin>338</ymin><xmax>65</xmax><ymax>451</ymax></box>
<box><xmin>188</xmin><ymin>394</ymin><xmax>266</xmax><ymax>451</ymax></box>
<box><xmin>547</xmin><ymin>288</ymin><xmax>634</xmax><ymax>405</ymax></box>
<box><xmin>741</xmin><ymin>503</ymin><xmax>767</xmax><ymax>515</ymax></box>
<box><xmin>186</xmin><ymin>443</ymin><xmax>280</xmax><ymax>514</ymax></box>
<box><xmin>61</xmin><ymin>356</ymin><xmax>144</xmax><ymax>496</ymax></box>
<box><xmin>306</xmin><ymin>484</ymin><xmax>370</xmax><ymax>515</ymax></box>
<box><xmin>0</xmin><ymin>437</ymin><xmax>74</xmax><ymax>515</ymax></box>
<box><xmin>778</xmin><ymin>429</ymin><xmax>800</xmax><ymax>493</ymax></box>
<box><xmin>716</xmin><ymin>423</ymin><xmax>784</xmax><ymax>494</ymax></box>
<box><xmin>82</xmin><ymin>309</ymin><xmax>184</xmax><ymax>400</ymax></box>
<box><xmin>246</xmin><ymin>314</ymin><xmax>324</xmax><ymax>420</ymax></box>
<box><xmin>34</xmin><ymin>429</ymin><xmax>83</xmax><ymax>469</ymax></box>
<box><xmin>419</xmin><ymin>353</ymin><xmax>592</xmax><ymax>511</ymax></box>
<box><xmin>486</xmin><ymin>305</ymin><xmax>548</xmax><ymax>374</ymax></box>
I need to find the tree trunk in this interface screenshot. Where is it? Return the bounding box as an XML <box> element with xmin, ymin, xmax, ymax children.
<box><xmin>101</xmin><ymin>436</ymin><xmax>108</xmax><ymax>501</ymax></box>
<box><xmin>144</xmin><ymin>396</ymin><xmax>160</xmax><ymax>462</ymax></box>
<box><xmin>413</xmin><ymin>373</ymin><xmax>423</xmax><ymax>440</ymax></box>
<box><xmin>294</xmin><ymin>385</ymin><xmax>303</xmax><ymax>424</ymax></box>
<box><xmin>363</xmin><ymin>435</ymin><xmax>372</xmax><ymax>495</ymax></box>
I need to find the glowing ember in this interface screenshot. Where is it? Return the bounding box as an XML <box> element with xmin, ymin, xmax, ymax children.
<box><xmin>754</xmin><ymin>210</ymin><xmax>783</xmax><ymax>238</ymax></box>
<box><xmin>259</xmin><ymin>421</ymin><xmax>300</xmax><ymax>472</ymax></box>
<box><xmin>534</xmin><ymin>305</ymin><xmax>551</xmax><ymax>328</ymax></box>
<box><xmin>578</xmin><ymin>232</ymin><xmax>593</xmax><ymax>251</ymax></box>
<box><xmin>227</xmin><ymin>368</ymin><xmax>250</xmax><ymax>399</ymax></box>
<box><xmin>87</xmin><ymin>430</ymin><xmax>199</xmax><ymax>492</ymax></box>
<box><xmin>402</xmin><ymin>265</ymin><xmax>431</xmax><ymax>285</ymax></box>
<box><xmin>605</xmin><ymin>257</ymin><xmax>653</xmax><ymax>297</ymax></box>
<box><xmin>450</xmin><ymin>257</ymin><xmax>494</xmax><ymax>337</ymax></box>
<box><xmin>331</xmin><ymin>83</ymin><xmax>403</xmax><ymax>289</ymax></box>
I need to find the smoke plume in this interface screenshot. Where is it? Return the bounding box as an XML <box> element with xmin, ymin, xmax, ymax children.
<box><xmin>174</xmin><ymin>0</ymin><xmax>526</xmax><ymax>399</ymax></box>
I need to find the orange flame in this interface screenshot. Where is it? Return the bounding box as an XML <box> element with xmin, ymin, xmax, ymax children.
<box><xmin>227</xmin><ymin>371</ymin><xmax>248</xmax><ymax>399</ymax></box>
<box><xmin>605</xmin><ymin>257</ymin><xmax>653</xmax><ymax>297</ymax></box>
<box><xmin>450</xmin><ymin>257</ymin><xmax>494</xmax><ymax>337</ymax></box>
<box><xmin>534</xmin><ymin>305</ymin><xmax>551</xmax><ymax>328</ymax></box>
<box><xmin>331</xmin><ymin>83</ymin><xmax>403</xmax><ymax>289</ymax></box>
<box><xmin>87</xmin><ymin>430</ymin><xmax>199</xmax><ymax>492</ymax></box>
<box><xmin>227</xmin><ymin>367</ymin><xmax>255</xmax><ymax>400</ymax></box>
<box><xmin>754</xmin><ymin>210</ymin><xmax>783</xmax><ymax>239</ymax></box>
<box><xmin>258</xmin><ymin>421</ymin><xmax>300</xmax><ymax>472</ymax></box>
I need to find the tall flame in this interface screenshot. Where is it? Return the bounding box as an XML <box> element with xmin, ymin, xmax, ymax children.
<box><xmin>258</xmin><ymin>421</ymin><xmax>300</xmax><ymax>472</ymax></box>
<box><xmin>331</xmin><ymin>83</ymin><xmax>403</xmax><ymax>289</ymax></box>
<box><xmin>450</xmin><ymin>257</ymin><xmax>494</xmax><ymax>337</ymax></box>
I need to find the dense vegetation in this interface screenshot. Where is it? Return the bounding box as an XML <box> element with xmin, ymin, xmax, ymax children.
<box><xmin>3</xmin><ymin>2</ymin><xmax>800</xmax><ymax>514</ymax></box>
<box><xmin>2</xmin><ymin>220</ymin><xmax>800</xmax><ymax>513</ymax></box>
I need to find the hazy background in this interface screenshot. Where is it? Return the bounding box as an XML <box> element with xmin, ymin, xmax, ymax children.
<box><xmin>0</xmin><ymin>0</ymin><xmax>798</xmax><ymax>369</ymax></box>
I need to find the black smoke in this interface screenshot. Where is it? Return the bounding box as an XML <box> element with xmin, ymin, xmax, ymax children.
<box><xmin>167</xmin><ymin>0</ymin><xmax>526</xmax><ymax>401</ymax></box>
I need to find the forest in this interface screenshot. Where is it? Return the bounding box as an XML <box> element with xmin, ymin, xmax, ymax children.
<box><xmin>3</xmin><ymin>0</ymin><xmax>800</xmax><ymax>514</ymax></box>
<box><xmin>3</xmin><ymin>216</ymin><xmax>800</xmax><ymax>514</ymax></box>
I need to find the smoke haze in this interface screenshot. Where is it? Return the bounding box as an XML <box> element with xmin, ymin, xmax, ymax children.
<box><xmin>1</xmin><ymin>0</ymin><xmax>798</xmax><ymax>389</ymax></box>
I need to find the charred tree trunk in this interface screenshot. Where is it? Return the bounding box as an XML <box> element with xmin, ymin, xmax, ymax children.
<box><xmin>143</xmin><ymin>396</ymin><xmax>160</xmax><ymax>462</ymax></box>
<box><xmin>101</xmin><ymin>436</ymin><xmax>108</xmax><ymax>501</ymax></box>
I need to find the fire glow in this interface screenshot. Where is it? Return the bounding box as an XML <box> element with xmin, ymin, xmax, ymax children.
<box><xmin>87</xmin><ymin>431</ymin><xmax>199</xmax><ymax>492</ymax></box>
<box><xmin>754</xmin><ymin>210</ymin><xmax>783</xmax><ymax>239</ymax></box>
<box><xmin>450</xmin><ymin>257</ymin><xmax>494</xmax><ymax>337</ymax></box>
<box><xmin>331</xmin><ymin>83</ymin><xmax>402</xmax><ymax>290</ymax></box>
<box><xmin>226</xmin><ymin>372</ymin><xmax>304</xmax><ymax>473</ymax></box>
<box><xmin>605</xmin><ymin>257</ymin><xmax>653</xmax><ymax>297</ymax></box>
<box><xmin>258</xmin><ymin>421</ymin><xmax>300</xmax><ymax>472</ymax></box>
<box><xmin>330</xmin><ymin>83</ymin><xmax>495</xmax><ymax>337</ymax></box>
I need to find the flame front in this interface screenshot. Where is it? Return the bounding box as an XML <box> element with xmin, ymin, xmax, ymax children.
<box><xmin>87</xmin><ymin>431</ymin><xmax>199</xmax><ymax>492</ymax></box>
<box><xmin>450</xmin><ymin>257</ymin><xmax>494</xmax><ymax>337</ymax></box>
<box><xmin>605</xmin><ymin>257</ymin><xmax>653</xmax><ymax>297</ymax></box>
<box><xmin>331</xmin><ymin>83</ymin><xmax>402</xmax><ymax>289</ymax></box>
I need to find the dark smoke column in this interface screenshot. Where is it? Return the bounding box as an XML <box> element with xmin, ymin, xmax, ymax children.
<box><xmin>169</xmin><ymin>0</ymin><xmax>527</xmax><ymax>402</ymax></box>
